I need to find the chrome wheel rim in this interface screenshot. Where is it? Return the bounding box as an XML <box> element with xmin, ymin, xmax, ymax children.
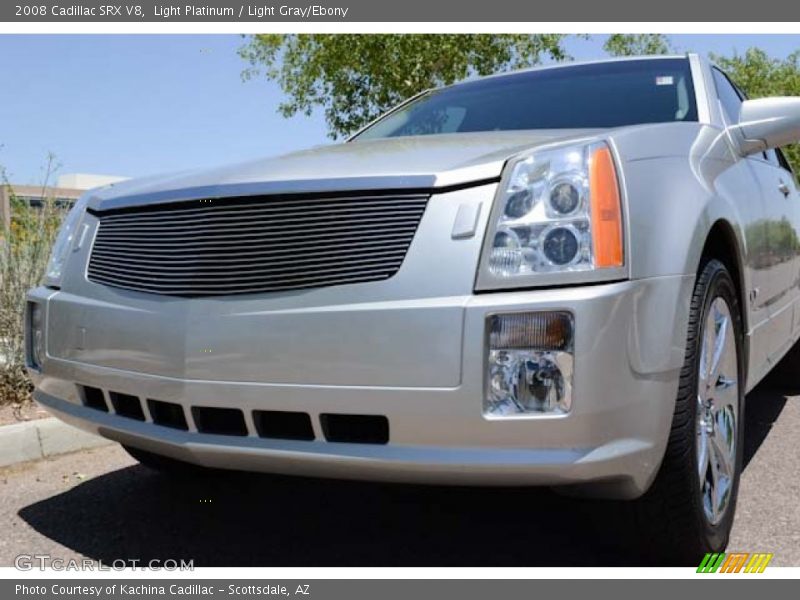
<box><xmin>696</xmin><ymin>296</ymin><xmax>739</xmax><ymax>525</ymax></box>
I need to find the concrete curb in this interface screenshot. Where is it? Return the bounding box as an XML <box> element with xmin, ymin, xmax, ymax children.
<box><xmin>0</xmin><ymin>417</ymin><xmax>113</xmax><ymax>468</ymax></box>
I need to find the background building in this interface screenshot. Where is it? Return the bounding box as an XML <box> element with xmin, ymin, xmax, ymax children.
<box><xmin>0</xmin><ymin>173</ymin><xmax>126</xmax><ymax>230</ymax></box>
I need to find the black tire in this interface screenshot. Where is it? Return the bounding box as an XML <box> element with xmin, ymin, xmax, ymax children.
<box><xmin>636</xmin><ymin>259</ymin><xmax>745</xmax><ymax>565</ymax></box>
<box><xmin>123</xmin><ymin>444</ymin><xmax>210</xmax><ymax>477</ymax></box>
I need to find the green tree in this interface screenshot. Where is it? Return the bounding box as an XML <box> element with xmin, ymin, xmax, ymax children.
<box><xmin>713</xmin><ymin>48</ymin><xmax>800</xmax><ymax>173</ymax></box>
<box><xmin>603</xmin><ymin>34</ymin><xmax>672</xmax><ymax>57</ymax></box>
<box><xmin>239</xmin><ymin>34</ymin><xmax>568</xmax><ymax>139</ymax></box>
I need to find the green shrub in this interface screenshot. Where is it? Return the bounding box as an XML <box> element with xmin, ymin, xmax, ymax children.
<box><xmin>1</xmin><ymin>173</ymin><xmax>67</xmax><ymax>407</ymax></box>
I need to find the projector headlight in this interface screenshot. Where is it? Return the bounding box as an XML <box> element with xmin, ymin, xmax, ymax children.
<box><xmin>44</xmin><ymin>194</ymin><xmax>89</xmax><ymax>287</ymax></box>
<box><xmin>476</xmin><ymin>140</ymin><xmax>626</xmax><ymax>290</ymax></box>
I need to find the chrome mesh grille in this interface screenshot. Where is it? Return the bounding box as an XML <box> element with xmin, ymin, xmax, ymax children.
<box><xmin>87</xmin><ymin>192</ymin><xmax>429</xmax><ymax>297</ymax></box>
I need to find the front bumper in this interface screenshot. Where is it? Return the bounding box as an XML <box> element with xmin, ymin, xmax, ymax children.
<box><xmin>28</xmin><ymin>274</ymin><xmax>693</xmax><ymax>499</ymax></box>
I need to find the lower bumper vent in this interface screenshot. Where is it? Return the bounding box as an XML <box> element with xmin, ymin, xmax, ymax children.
<box><xmin>148</xmin><ymin>399</ymin><xmax>188</xmax><ymax>431</ymax></box>
<box><xmin>77</xmin><ymin>387</ymin><xmax>391</xmax><ymax>445</ymax></box>
<box><xmin>253</xmin><ymin>410</ymin><xmax>315</xmax><ymax>441</ymax></box>
<box><xmin>109</xmin><ymin>391</ymin><xmax>145</xmax><ymax>421</ymax></box>
<box><xmin>191</xmin><ymin>406</ymin><xmax>248</xmax><ymax>436</ymax></box>
<box><xmin>320</xmin><ymin>414</ymin><xmax>389</xmax><ymax>445</ymax></box>
<box><xmin>79</xmin><ymin>386</ymin><xmax>108</xmax><ymax>412</ymax></box>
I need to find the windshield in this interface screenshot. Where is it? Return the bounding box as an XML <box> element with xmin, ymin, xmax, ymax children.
<box><xmin>355</xmin><ymin>58</ymin><xmax>697</xmax><ymax>140</ymax></box>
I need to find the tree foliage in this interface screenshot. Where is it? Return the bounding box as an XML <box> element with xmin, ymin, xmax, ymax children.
<box><xmin>239</xmin><ymin>34</ymin><xmax>568</xmax><ymax>139</ymax></box>
<box><xmin>713</xmin><ymin>48</ymin><xmax>800</xmax><ymax>174</ymax></box>
<box><xmin>603</xmin><ymin>34</ymin><xmax>672</xmax><ymax>57</ymax></box>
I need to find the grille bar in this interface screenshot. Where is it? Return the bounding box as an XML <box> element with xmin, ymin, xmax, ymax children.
<box><xmin>92</xmin><ymin>224</ymin><xmax>420</xmax><ymax>247</ymax></box>
<box><xmin>97</xmin><ymin>205</ymin><xmax>427</xmax><ymax>229</ymax></box>
<box><xmin>95</xmin><ymin>193</ymin><xmax>428</xmax><ymax>220</ymax></box>
<box><xmin>91</xmin><ymin>231</ymin><xmax>418</xmax><ymax>254</ymax></box>
<box><xmin>88</xmin><ymin>192</ymin><xmax>428</xmax><ymax>297</ymax></box>
<box><xmin>89</xmin><ymin>250</ymin><xmax>410</xmax><ymax>273</ymax></box>
<box><xmin>91</xmin><ymin>216</ymin><xmax>425</xmax><ymax>242</ymax></box>
<box><xmin>90</xmin><ymin>257</ymin><xmax>406</xmax><ymax>282</ymax></box>
<box><xmin>89</xmin><ymin>241</ymin><xmax>413</xmax><ymax>265</ymax></box>
<box><xmin>86</xmin><ymin>272</ymin><xmax>396</xmax><ymax>296</ymax></box>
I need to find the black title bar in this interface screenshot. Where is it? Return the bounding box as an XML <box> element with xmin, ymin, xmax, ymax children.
<box><xmin>3</xmin><ymin>1</ymin><xmax>800</xmax><ymax>22</ymax></box>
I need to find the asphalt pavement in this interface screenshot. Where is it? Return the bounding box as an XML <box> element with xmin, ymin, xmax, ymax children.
<box><xmin>0</xmin><ymin>379</ymin><xmax>797</xmax><ymax>567</ymax></box>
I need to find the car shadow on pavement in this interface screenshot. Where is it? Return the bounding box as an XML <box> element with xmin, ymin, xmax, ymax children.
<box><xmin>17</xmin><ymin>385</ymin><xmax>791</xmax><ymax>567</ymax></box>
<box><xmin>743</xmin><ymin>379</ymin><xmax>790</xmax><ymax>470</ymax></box>
<box><xmin>18</xmin><ymin>465</ymin><xmax>643</xmax><ymax>566</ymax></box>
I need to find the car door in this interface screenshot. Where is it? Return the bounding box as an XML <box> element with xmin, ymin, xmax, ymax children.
<box><xmin>774</xmin><ymin>148</ymin><xmax>800</xmax><ymax>344</ymax></box>
<box><xmin>747</xmin><ymin>148</ymin><xmax>800</xmax><ymax>362</ymax></box>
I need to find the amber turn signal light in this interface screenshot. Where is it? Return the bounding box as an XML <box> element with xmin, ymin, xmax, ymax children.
<box><xmin>589</xmin><ymin>146</ymin><xmax>624</xmax><ymax>268</ymax></box>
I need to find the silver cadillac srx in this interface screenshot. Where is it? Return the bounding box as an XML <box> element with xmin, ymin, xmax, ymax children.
<box><xmin>25</xmin><ymin>55</ymin><xmax>800</xmax><ymax>561</ymax></box>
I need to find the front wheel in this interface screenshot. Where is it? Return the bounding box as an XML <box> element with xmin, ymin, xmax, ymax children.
<box><xmin>636</xmin><ymin>259</ymin><xmax>745</xmax><ymax>564</ymax></box>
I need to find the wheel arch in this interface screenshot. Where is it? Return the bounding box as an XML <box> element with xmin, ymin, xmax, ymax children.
<box><xmin>697</xmin><ymin>218</ymin><xmax>749</xmax><ymax>380</ymax></box>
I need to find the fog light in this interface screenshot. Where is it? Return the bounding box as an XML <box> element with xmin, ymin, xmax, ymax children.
<box><xmin>28</xmin><ymin>302</ymin><xmax>44</xmax><ymax>369</ymax></box>
<box><xmin>485</xmin><ymin>312</ymin><xmax>573</xmax><ymax>416</ymax></box>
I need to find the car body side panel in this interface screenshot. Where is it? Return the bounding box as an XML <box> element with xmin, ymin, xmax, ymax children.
<box><xmin>609</xmin><ymin>122</ymin><xmax>779</xmax><ymax>390</ymax></box>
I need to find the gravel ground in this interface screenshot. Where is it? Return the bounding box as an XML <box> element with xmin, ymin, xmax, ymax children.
<box><xmin>0</xmin><ymin>381</ymin><xmax>797</xmax><ymax>567</ymax></box>
<box><xmin>0</xmin><ymin>401</ymin><xmax>50</xmax><ymax>426</ymax></box>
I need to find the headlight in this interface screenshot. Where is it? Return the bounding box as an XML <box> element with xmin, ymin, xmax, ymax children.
<box><xmin>476</xmin><ymin>141</ymin><xmax>625</xmax><ymax>290</ymax></box>
<box><xmin>44</xmin><ymin>195</ymin><xmax>89</xmax><ymax>287</ymax></box>
<box><xmin>485</xmin><ymin>311</ymin><xmax>574</xmax><ymax>416</ymax></box>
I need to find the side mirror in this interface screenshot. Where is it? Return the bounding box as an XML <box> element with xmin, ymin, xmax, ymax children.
<box><xmin>730</xmin><ymin>97</ymin><xmax>800</xmax><ymax>157</ymax></box>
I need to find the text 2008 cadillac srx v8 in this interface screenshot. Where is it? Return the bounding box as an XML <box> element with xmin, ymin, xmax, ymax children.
<box><xmin>26</xmin><ymin>55</ymin><xmax>800</xmax><ymax>561</ymax></box>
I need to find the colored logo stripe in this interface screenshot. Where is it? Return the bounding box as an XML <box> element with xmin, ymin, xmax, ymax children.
<box><xmin>720</xmin><ymin>553</ymin><xmax>749</xmax><ymax>573</ymax></box>
<box><xmin>697</xmin><ymin>552</ymin><xmax>773</xmax><ymax>573</ymax></box>
<box><xmin>697</xmin><ymin>553</ymin><xmax>726</xmax><ymax>573</ymax></box>
<box><xmin>745</xmin><ymin>553</ymin><xmax>774</xmax><ymax>573</ymax></box>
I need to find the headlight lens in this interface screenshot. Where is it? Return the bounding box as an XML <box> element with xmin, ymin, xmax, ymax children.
<box><xmin>478</xmin><ymin>141</ymin><xmax>624</xmax><ymax>288</ymax></box>
<box><xmin>486</xmin><ymin>312</ymin><xmax>574</xmax><ymax>416</ymax></box>
<box><xmin>44</xmin><ymin>195</ymin><xmax>89</xmax><ymax>287</ymax></box>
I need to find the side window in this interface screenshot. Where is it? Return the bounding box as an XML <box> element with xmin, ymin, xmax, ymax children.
<box><xmin>776</xmin><ymin>148</ymin><xmax>797</xmax><ymax>180</ymax></box>
<box><xmin>711</xmin><ymin>68</ymin><xmax>744</xmax><ymax>125</ymax></box>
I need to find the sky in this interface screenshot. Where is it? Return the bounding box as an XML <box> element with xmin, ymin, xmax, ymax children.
<box><xmin>0</xmin><ymin>34</ymin><xmax>799</xmax><ymax>185</ymax></box>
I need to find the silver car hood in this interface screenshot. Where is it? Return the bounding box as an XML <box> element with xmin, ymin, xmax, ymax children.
<box><xmin>88</xmin><ymin>129</ymin><xmax>603</xmax><ymax>211</ymax></box>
